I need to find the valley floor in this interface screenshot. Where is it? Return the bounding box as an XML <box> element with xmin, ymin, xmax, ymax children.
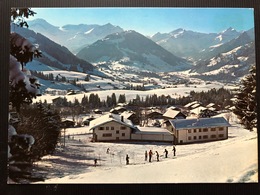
<box><xmin>33</xmin><ymin>119</ymin><xmax>258</xmax><ymax>184</ymax></box>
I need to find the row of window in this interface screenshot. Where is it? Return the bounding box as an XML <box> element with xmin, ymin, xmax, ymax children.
<box><xmin>188</xmin><ymin>134</ymin><xmax>225</xmax><ymax>140</ymax></box>
<box><xmin>102</xmin><ymin>133</ymin><xmax>126</xmax><ymax>137</ymax></box>
<box><xmin>188</xmin><ymin>127</ymin><xmax>224</xmax><ymax>133</ymax></box>
<box><xmin>98</xmin><ymin>126</ymin><xmax>127</xmax><ymax>130</ymax></box>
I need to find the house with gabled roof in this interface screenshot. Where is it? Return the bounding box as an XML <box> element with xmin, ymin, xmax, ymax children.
<box><xmin>165</xmin><ymin>117</ymin><xmax>231</xmax><ymax>144</ymax></box>
<box><xmin>163</xmin><ymin>109</ymin><xmax>186</xmax><ymax>120</ymax></box>
<box><xmin>89</xmin><ymin>113</ymin><xmax>137</xmax><ymax>142</ymax></box>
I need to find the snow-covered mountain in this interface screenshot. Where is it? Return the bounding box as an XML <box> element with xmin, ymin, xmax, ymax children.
<box><xmin>11</xmin><ymin>24</ymin><xmax>95</xmax><ymax>73</ymax></box>
<box><xmin>76</xmin><ymin>30</ymin><xmax>192</xmax><ymax>73</ymax></box>
<box><xmin>189</xmin><ymin>42</ymin><xmax>255</xmax><ymax>82</ymax></box>
<box><xmin>27</xmin><ymin>19</ymin><xmax>124</xmax><ymax>53</ymax></box>
<box><xmin>151</xmin><ymin>27</ymin><xmax>254</xmax><ymax>61</ymax></box>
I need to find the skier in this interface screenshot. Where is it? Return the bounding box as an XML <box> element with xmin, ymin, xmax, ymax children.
<box><xmin>126</xmin><ymin>154</ymin><xmax>130</xmax><ymax>165</ymax></box>
<box><xmin>156</xmin><ymin>151</ymin><xmax>159</xmax><ymax>162</ymax></box>
<box><xmin>145</xmin><ymin>150</ymin><xmax>148</xmax><ymax>161</ymax></box>
<box><xmin>148</xmin><ymin>150</ymin><xmax>153</xmax><ymax>162</ymax></box>
<box><xmin>173</xmin><ymin>145</ymin><xmax>176</xmax><ymax>157</ymax></box>
<box><xmin>164</xmin><ymin>149</ymin><xmax>168</xmax><ymax>158</ymax></box>
<box><xmin>94</xmin><ymin>159</ymin><xmax>97</xmax><ymax>167</ymax></box>
<box><xmin>107</xmin><ymin>148</ymin><xmax>110</xmax><ymax>154</ymax></box>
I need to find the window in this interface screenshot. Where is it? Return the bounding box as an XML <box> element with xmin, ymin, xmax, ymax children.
<box><xmin>120</xmin><ymin>126</ymin><xmax>126</xmax><ymax>130</ymax></box>
<box><xmin>122</xmin><ymin>133</ymin><xmax>125</xmax><ymax>137</ymax></box>
<box><xmin>103</xmin><ymin>133</ymin><xmax>112</xmax><ymax>137</ymax></box>
<box><xmin>116</xmin><ymin>130</ymin><xmax>119</xmax><ymax>134</ymax></box>
<box><xmin>106</xmin><ymin>127</ymin><xmax>109</xmax><ymax>130</ymax></box>
<box><xmin>194</xmin><ymin>129</ymin><xmax>197</xmax><ymax>133</ymax></box>
<box><xmin>203</xmin><ymin>128</ymin><xmax>208</xmax><ymax>132</ymax></box>
<box><xmin>219</xmin><ymin>127</ymin><xmax>224</xmax><ymax>131</ymax></box>
<box><xmin>99</xmin><ymin>127</ymin><xmax>104</xmax><ymax>130</ymax></box>
<box><xmin>188</xmin><ymin>136</ymin><xmax>191</xmax><ymax>140</ymax></box>
<box><xmin>111</xmin><ymin>127</ymin><xmax>114</xmax><ymax>130</ymax></box>
<box><xmin>219</xmin><ymin>134</ymin><xmax>224</xmax><ymax>138</ymax></box>
<box><xmin>194</xmin><ymin>136</ymin><xmax>197</xmax><ymax>140</ymax></box>
<box><xmin>199</xmin><ymin>129</ymin><xmax>202</xmax><ymax>132</ymax></box>
<box><xmin>211</xmin><ymin>135</ymin><xmax>217</xmax><ymax>138</ymax></box>
<box><xmin>188</xmin><ymin>130</ymin><xmax>191</xmax><ymax>133</ymax></box>
<box><xmin>211</xmin><ymin>128</ymin><xmax>216</xmax><ymax>131</ymax></box>
<box><xmin>199</xmin><ymin>136</ymin><xmax>201</xmax><ymax>139</ymax></box>
<box><xmin>203</xmin><ymin>135</ymin><xmax>208</xmax><ymax>139</ymax></box>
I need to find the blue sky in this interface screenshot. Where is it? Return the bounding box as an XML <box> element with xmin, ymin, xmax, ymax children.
<box><xmin>29</xmin><ymin>8</ymin><xmax>255</xmax><ymax>36</ymax></box>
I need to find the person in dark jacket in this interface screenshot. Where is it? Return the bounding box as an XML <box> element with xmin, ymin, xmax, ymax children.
<box><xmin>164</xmin><ymin>149</ymin><xmax>168</xmax><ymax>158</ymax></box>
<box><xmin>148</xmin><ymin>150</ymin><xmax>153</xmax><ymax>162</ymax></box>
<box><xmin>173</xmin><ymin>145</ymin><xmax>176</xmax><ymax>157</ymax></box>
<box><xmin>156</xmin><ymin>151</ymin><xmax>159</xmax><ymax>162</ymax></box>
<box><xmin>126</xmin><ymin>154</ymin><xmax>130</xmax><ymax>165</ymax></box>
<box><xmin>145</xmin><ymin>150</ymin><xmax>148</xmax><ymax>161</ymax></box>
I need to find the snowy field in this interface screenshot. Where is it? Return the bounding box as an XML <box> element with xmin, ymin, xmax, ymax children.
<box><xmin>33</xmin><ymin>113</ymin><xmax>258</xmax><ymax>184</ymax></box>
<box><xmin>33</xmin><ymin>81</ymin><xmax>233</xmax><ymax>104</ymax></box>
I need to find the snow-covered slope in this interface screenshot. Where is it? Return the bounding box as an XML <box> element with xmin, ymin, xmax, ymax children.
<box><xmin>11</xmin><ymin>24</ymin><xmax>95</xmax><ymax>73</ymax></box>
<box><xmin>190</xmin><ymin>42</ymin><xmax>255</xmax><ymax>82</ymax></box>
<box><xmin>33</xmin><ymin>113</ymin><xmax>258</xmax><ymax>183</ymax></box>
<box><xmin>151</xmin><ymin>27</ymin><xmax>253</xmax><ymax>61</ymax></box>
<box><xmin>27</xmin><ymin>19</ymin><xmax>124</xmax><ymax>53</ymax></box>
<box><xmin>76</xmin><ymin>30</ymin><xmax>192</xmax><ymax>73</ymax></box>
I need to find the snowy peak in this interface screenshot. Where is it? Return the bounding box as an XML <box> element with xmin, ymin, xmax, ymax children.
<box><xmin>76</xmin><ymin>30</ymin><xmax>192</xmax><ymax>72</ymax></box>
<box><xmin>27</xmin><ymin>19</ymin><xmax>124</xmax><ymax>53</ymax></box>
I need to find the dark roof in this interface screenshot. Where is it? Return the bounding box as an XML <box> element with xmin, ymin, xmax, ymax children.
<box><xmin>169</xmin><ymin>117</ymin><xmax>231</xmax><ymax>130</ymax></box>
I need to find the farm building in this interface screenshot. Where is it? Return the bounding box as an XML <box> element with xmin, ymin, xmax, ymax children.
<box><xmin>165</xmin><ymin>117</ymin><xmax>230</xmax><ymax>144</ymax></box>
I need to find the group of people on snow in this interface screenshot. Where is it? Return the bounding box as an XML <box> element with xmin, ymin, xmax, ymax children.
<box><xmin>143</xmin><ymin>146</ymin><xmax>176</xmax><ymax>163</ymax></box>
<box><xmin>104</xmin><ymin>146</ymin><xmax>176</xmax><ymax>165</ymax></box>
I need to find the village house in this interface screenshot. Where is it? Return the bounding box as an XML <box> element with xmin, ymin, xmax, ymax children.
<box><xmin>165</xmin><ymin>117</ymin><xmax>231</xmax><ymax>144</ymax></box>
<box><xmin>89</xmin><ymin>113</ymin><xmax>137</xmax><ymax>142</ymax></box>
<box><xmin>163</xmin><ymin>108</ymin><xmax>186</xmax><ymax>120</ymax></box>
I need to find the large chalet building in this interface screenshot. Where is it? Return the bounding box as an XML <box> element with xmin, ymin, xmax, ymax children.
<box><xmin>165</xmin><ymin>117</ymin><xmax>230</xmax><ymax>144</ymax></box>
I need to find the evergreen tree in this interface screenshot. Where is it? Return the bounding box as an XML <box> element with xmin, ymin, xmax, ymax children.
<box><xmin>111</xmin><ymin>93</ymin><xmax>117</xmax><ymax>107</ymax></box>
<box><xmin>233</xmin><ymin>65</ymin><xmax>257</xmax><ymax>131</ymax></box>
<box><xmin>118</xmin><ymin>94</ymin><xmax>126</xmax><ymax>103</ymax></box>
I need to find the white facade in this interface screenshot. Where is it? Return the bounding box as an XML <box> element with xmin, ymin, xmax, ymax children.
<box><xmin>167</xmin><ymin>117</ymin><xmax>230</xmax><ymax>144</ymax></box>
<box><xmin>92</xmin><ymin>121</ymin><xmax>132</xmax><ymax>141</ymax></box>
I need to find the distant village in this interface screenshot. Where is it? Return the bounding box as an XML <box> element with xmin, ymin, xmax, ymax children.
<box><xmin>59</xmin><ymin>98</ymin><xmax>232</xmax><ymax>145</ymax></box>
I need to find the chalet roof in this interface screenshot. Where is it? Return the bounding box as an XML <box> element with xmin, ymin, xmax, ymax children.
<box><xmin>169</xmin><ymin>117</ymin><xmax>231</xmax><ymax>130</ymax></box>
<box><xmin>190</xmin><ymin>106</ymin><xmax>207</xmax><ymax>115</ymax></box>
<box><xmin>191</xmin><ymin>103</ymin><xmax>201</xmax><ymax>109</ymax></box>
<box><xmin>89</xmin><ymin>113</ymin><xmax>135</xmax><ymax>130</ymax></box>
<box><xmin>206</xmin><ymin>103</ymin><xmax>215</xmax><ymax>108</ymax></box>
<box><xmin>163</xmin><ymin>109</ymin><xmax>185</xmax><ymax>119</ymax></box>
<box><xmin>184</xmin><ymin>101</ymin><xmax>200</xmax><ymax>108</ymax></box>
<box><xmin>121</xmin><ymin>111</ymin><xmax>135</xmax><ymax>119</ymax></box>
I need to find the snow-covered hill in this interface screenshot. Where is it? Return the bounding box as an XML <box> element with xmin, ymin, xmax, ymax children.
<box><xmin>11</xmin><ymin>24</ymin><xmax>95</xmax><ymax>73</ymax></box>
<box><xmin>76</xmin><ymin>30</ymin><xmax>192</xmax><ymax>73</ymax></box>
<box><xmin>151</xmin><ymin>27</ymin><xmax>254</xmax><ymax>62</ymax></box>
<box><xmin>27</xmin><ymin>19</ymin><xmax>124</xmax><ymax>54</ymax></box>
<box><xmin>189</xmin><ymin>42</ymin><xmax>255</xmax><ymax>82</ymax></box>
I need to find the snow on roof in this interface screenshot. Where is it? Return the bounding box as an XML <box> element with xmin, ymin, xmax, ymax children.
<box><xmin>134</xmin><ymin>126</ymin><xmax>172</xmax><ymax>135</ymax></box>
<box><xmin>163</xmin><ymin>109</ymin><xmax>181</xmax><ymax>119</ymax></box>
<box><xmin>184</xmin><ymin>101</ymin><xmax>199</xmax><ymax>108</ymax></box>
<box><xmin>190</xmin><ymin>106</ymin><xmax>207</xmax><ymax>115</ymax></box>
<box><xmin>121</xmin><ymin>111</ymin><xmax>135</xmax><ymax>119</ymax></box>
<box><xmin>169</xmin><ymin>117</ymin><xmax>231</xmax><ymax>130</ymax></box>
<box><xmin>89</xmin><ymin>113</ymin><xmax>134</xmax><ymax>130</ymax></box>
<box><xmin>191</xmin><ymin>103</ymin><xmax>201</xmax><ymax>109</ymax></box>
<box><xmin>206</xmin><ymin>103</ymin><xmax>215</xmax><ymax>108</ymax></box>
